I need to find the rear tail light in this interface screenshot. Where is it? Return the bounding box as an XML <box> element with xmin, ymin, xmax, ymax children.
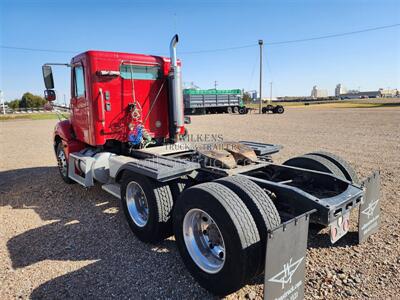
<box><xmin>331</xmin><ymin>227</ymin><xmax>337</xmax><ymax>239</ymax></box>
<box><xmin>343</xmin><ymin>219</ymin><xmax>349</xmax><ymax>231</ymax></box>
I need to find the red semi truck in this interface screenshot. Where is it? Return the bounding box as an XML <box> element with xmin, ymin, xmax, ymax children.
<box><xmin>42</xmin><ymin>35</ymin><xmax>380</xmax><ymax>298</ymax></box>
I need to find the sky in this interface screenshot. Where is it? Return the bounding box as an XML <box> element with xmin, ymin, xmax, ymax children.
<box><xmin>0</xmin><ymin>0</ymin><xmax>399</xmax><ymax>102</ymax></box>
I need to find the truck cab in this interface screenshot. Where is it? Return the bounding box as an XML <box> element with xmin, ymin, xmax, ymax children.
<box><xmin>43</xmin><ymin>38</ymin><xmax>185</xmax><ymax>154</ymax></box>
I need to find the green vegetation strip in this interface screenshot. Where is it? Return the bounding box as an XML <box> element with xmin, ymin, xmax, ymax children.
<box><xmin>0</xmin><ymin>113</ymin><xmax>69</xmax><ymax>121</ymax></box>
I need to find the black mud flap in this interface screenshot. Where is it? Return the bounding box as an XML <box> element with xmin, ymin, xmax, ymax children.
<box><xmin>264</xmin><ymin>210</ymin><xmax>315</xmax><ymax>300</ymax></box>
<box><xmin>358</xmin><ymin>171</ymin><xmax>381</xmax><ymax>243</ymax></box>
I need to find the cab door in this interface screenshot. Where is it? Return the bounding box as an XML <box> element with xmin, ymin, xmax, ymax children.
<box><xmin>71</xmin><ymin>63</ymin><xmax>90</xmax><ymax>144</ymax></box>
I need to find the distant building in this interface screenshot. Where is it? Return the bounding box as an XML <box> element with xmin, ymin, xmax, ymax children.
<box><xmin>311</xmin><ymin>86</ymin><xmax>328</xmax><ymax>99</ymax></box>
<box><xmin>335</xmin><ymin>83</ymin><xmax>399</xmax><ymax>99</ymax></box>
<box><xmin>252</xmin><ymin>91</ymin><xmax>258</xmax><ymax>101</ymax></box>
<box><xmin>379</xmin><ymin>88</ymin><xmax>399</xmax><ymax>98</ymax></box>
<box><xmin>335</xmin><ymin>84</ymin><xmax>347</xmax><ymax>97</ymax></box>
<box><xmin>339</xmin><ymin>91</ymin><xmax>380</xmax><ymax>99</ymax></box>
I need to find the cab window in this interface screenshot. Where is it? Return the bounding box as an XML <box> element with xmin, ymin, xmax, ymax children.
<box><xmin>120</xmin><ymin>64</ymin><xmax>161</xmax><ymax>80</ymax></box>
<box><xmin>74</xmin><ymin>66</ymin><xmax>85</xmax><ymax>97</ymax></box>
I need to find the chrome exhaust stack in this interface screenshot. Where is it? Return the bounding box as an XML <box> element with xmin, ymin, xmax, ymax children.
<box><xmin>169</xmin><ymin>34</ymin><xmax>184</xmax><ymax>141</ymax></box>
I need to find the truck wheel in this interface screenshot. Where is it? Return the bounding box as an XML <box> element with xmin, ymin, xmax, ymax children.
<box><xmin>226</xmin><ymin>107</ymin><xmax>233</xmax><ymax>114</ymax></box>
<box><xmin>238</xmin><ymin>107</ymin><xmax>246</xmax><ymax>114</ymax></box>
<box><xmin>283</xmin><ymin>154</ymin><xmax>346</xmax><ymax>179</ymax></box>
<box><xmin>121</xmin><ymin>173</ymin><xmax>174</xmax><ymax>243</ymax></box>
<box><xmin>233</xmin><ymin>106</ymin><xmax>239</xmax><ymax>114</ymax></box>
<box><xmin>169</xmin><ymin>176</ymin><xmax>193</xmax><ymax>201</ymax></box>
<box><xmin>173</xmin><ymin>182</ymin><xmax>260</xmax><ymax>295</ymax></box>
<box><xmin>56</xmin><ymin>143</ymin><xmax>73</xmax><ymax>184</ymax></box>
<box><xmin>216</xmin><ymin>176</ymin><xmax>281</xmax><ymax>275</ymax></box>
<box><xmin>307</xmin><ymin>151</ymin><xmax>360</xmax><ymax>184</ymax></box>
<box><xmin>276</xmin><ymin>106</ymin><xmax>284</xmax><ymax>114</ymax></box>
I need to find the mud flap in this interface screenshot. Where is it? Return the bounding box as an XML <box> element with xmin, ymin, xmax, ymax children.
<box><xmin>264</xmin><ymin>210</ymin><xmax>315</xmax><ymax>300</ymax></box>
<box><xmin>358</xmin><ymin>171</ymin><xmax>381</xmax><ymax>243</ymax></box>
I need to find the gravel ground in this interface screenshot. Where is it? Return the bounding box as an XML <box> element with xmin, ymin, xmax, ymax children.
<box><xmin>1</xmin><ymin>106</ymin><xmax>399</xmax><ymax>299</ymax></box>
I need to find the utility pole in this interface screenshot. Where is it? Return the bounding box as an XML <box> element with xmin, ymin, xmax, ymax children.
<box><xmin>258</xmin><ymin>39</ymin><xmax>263</xmax><ymax>114</ymax></box>
<box><xmin>214</xmin><ymin>80</ymin><xmax>218</xmax><ymax>90</ymax></box>
<box><xmin>0</xmin><ymin>90</ymin><xmax>5</xmax><ymax>115</ymax></box>
<box><xmin>269</xmin><ymin>82</ymin><xmax>273</xmax><ymax>103</ymax></box>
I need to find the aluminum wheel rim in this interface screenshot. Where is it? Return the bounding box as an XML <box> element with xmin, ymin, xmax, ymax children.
<box><xmin>183</xmin><ymin>208</ymin><xmax>225</xmax><ymax>274</ymax></box>
<box><xmin>57</xmin><ymin>149</ymin><xmax>67</xmax><ymax>177</ymax></box>
<box><xmin>126</xmin><ymin>182</ymin><xmax>149</xmax><ymax>227</ymax></box>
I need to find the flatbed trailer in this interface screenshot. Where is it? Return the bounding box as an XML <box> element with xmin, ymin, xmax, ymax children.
<box><xmin>184</xmin><ymin>89</ymin><xmax>249</xmax><ymax>115</ymax></box>
<box><xmin>41</xmin><ymin>34</ymin><xmax>380</xmax><ymax>298</ymax></box>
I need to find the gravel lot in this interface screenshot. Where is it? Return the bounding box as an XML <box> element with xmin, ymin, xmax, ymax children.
<box><xmin>1</xmin><ymin>106</ymin><xmax>399</xmax><ymax>299</ymax></box>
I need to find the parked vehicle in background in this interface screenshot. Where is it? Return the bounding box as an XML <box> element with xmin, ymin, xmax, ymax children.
<box><xmin>262</xmin><ymin>103</ymin><xmax>285</xmax><ymax>114</ymax></box>
<box><xmin>184</xmin><ymin>89</ymin><xmax>248</xmax><ymax>114</ymax></box>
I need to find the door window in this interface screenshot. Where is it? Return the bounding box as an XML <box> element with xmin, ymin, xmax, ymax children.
<box><xmin>74</xmin><ymin>66</ymin><xmax>85</xmax><ymax>97</ymax></box>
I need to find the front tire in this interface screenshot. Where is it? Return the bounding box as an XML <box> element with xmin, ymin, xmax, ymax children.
<box><xmin>56</xmin><ymin>143</ymin><xmax>73</xmax><ymax>184</ymax></box>
<box><xmin>121</xmin><ymin>173</ymin><xmax>174</xmax><ymax>243</ymax></box>
<box><xmin>173</xmin><ymin>182</ymin><xmax>260</xmax><ymax>296</ymax></box>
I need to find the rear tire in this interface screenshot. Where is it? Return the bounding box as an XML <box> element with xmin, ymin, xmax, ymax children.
<box><xmin>216</xmin><ymin>176</ymin><xmax>281</xmax><ymax>275</ymax></box>
<box><xmin>276</xmin><ymin>105</ymin><xmax>284</xmax><ymax>114</ymax></box>
<box><xmin>56</xmin><ymin>143</ymin><xmax>73</xmax><ymax>184</ymax></box>
<box><xmin>173</xmin><ymin>182</ymin><xmax>260</xmax><ymax>296</ymax></box>
<box><xmin>233</xmin><ymin>106</ymin><xmax>239</xmax><ymax>114</ymax></box>
<box><xmin>121</xmin><ymin>172</ymin><xmax>174</xmax><ymax>243</ymax></box>
<box><xmin>226</xmin><ymin>106</ymin><xmax>233</xmax><ymax>114</ymax></box>
<box><xmin>283</xmin><ymin>154</ymin><xmax>346</xmax><ymax>179</ymax></box>
<box><xmin>307</xmin><ymin>151</ymin><xmax>360</xmax><ymax>184</ymax></box>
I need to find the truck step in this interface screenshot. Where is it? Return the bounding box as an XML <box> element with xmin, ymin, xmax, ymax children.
<box><xmin>68</xmin><ymin>153</ymin><xmax>95</xmax><ymax>187</ymax></box>
<box><xmin>102</xmin><ymin>183</ymin><xmax>121</xmax><ymax>199</ymax></box>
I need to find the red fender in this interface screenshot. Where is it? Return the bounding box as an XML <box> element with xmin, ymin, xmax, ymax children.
<box><xmin>54</xmin><ymin>120</ymin><xmax>86</xmax><ymax>158</ymax></box>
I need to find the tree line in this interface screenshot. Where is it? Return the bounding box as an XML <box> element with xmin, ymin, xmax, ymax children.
<box><xmin>7</xmin><ymin>92</ymin><xmax>47</xmax><ymax>109</ymax></box>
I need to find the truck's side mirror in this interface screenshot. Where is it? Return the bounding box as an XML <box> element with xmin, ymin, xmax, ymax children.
<box><xmin>42</xmin><ymin>65</ymin><xmax>54</xmax><ymax>89</ymax></box>
<box><xmin>44</xmin><ymin>89</ymin><xmax>56</xmax><ymax>101</ymax></box>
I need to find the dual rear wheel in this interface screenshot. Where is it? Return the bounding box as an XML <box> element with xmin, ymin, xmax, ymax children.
<box><xmin>120</xmin><ymin>173</ymin><xmax>174</xmax><ymax>242</ymax></box>
<box><xmin>283</xmin><ymin>151</ymin><xmax>359</xmax><ymax>184</ymax></box>
<box><xmin>120</xmin><ymin>173</ymin><xmax>281</xmax><ymax>295</ymax></box>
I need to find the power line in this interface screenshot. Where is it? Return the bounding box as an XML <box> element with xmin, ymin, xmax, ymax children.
<box><xmin>180</xmin><ymin>23</ymin><xmax>400</xmax><ymax>54</ymax></box>
<box><xmin>1</xmin><ymin>23</ymin><xmax>398</xmax><ymax>55</ymax></box>
<box><xmin>0</xmin><ymin>45</ymin><xmax>77</xmax><ymax>54</ymax></box>
<box><xmin>180</xmin><ymin>44</ymin><xmax>256</xmax><ymax>54</ymax></box>
<box><xmin>265</xmin><ymin>23</ymin><xmax>400</xmax><ymax>45</ymax></box>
